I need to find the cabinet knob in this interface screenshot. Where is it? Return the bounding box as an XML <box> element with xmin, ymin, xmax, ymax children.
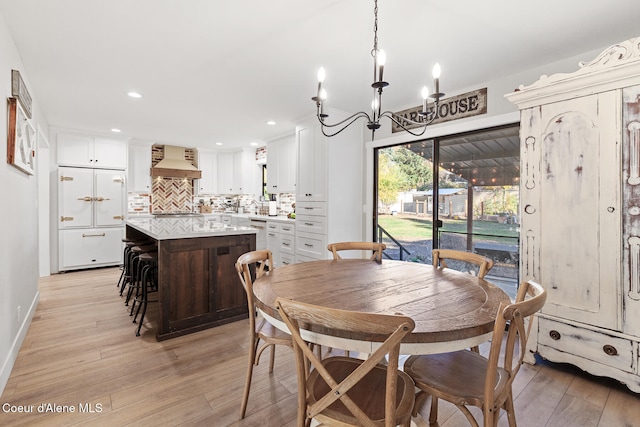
<box><xmin>607</xmin><ymin>207</ymin><xmax>615</xmax><ymax>213</ymax></box>
<box><xmin>603</xmin><ymin>344</ymin><xmax>618</xmax><ymax>356</ymax></box>
<box><xmin>549</xmin><ymin>330</ymin><xmax>561</xmax><ymax>340</ymax></box>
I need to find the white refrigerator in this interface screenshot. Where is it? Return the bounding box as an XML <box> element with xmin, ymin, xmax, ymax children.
<box><xmin>58</xmin><ymin>166</ymin><xmax>126</xmax><ymax>270</ymax></box>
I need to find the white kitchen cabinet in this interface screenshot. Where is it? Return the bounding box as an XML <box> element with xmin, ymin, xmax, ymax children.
<box><xmin>57</xmin><ymin>133</ymin><xmax>127</xmax><ymax>169</ymax></box>
<box><xmin>266</xmin><ymin>220</ymin><xmax>295</xmax><ymax>268</ymax></box>
<box><xmin>196</xmin><ymin>148</ymin><xmax>217</xmax><ymax>194</ymax></box>
<box><xmin>217</xmin><ymin>151</ymin><xmax>234</xmax><ymax>193</ymax></box>
<box><xmin>296</xmin><ymin>124</ymin><xmax>327</xmax><ymax>202</ymax></box>
<box><xmin>294</xmin><ymin>112</ymin><xmax>364</xmax><ymax>262</ymax></box>
<box><xmin>217</xmin><ymin>148</ymin><xmax>260</xmax><ymax>195</ymax></box>
<box><xmin>128</xmin><ymin>141</ymin><xmax>152</xmax><ymax>192</ymax></box>
<box><xmin>505</xmin><ymin>36</ymin><xmax>640</xmax><ymax>392</ymax></box>
<box><xmin>267</xmin><ymin>134</ymin><xmax>296</xmax><ymax>194</ymax></box>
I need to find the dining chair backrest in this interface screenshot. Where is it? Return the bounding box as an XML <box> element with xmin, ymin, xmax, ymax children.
<box><xmin>327</xmin><ymin>241</ymin><xmax>387</xmax><ymax>263</ymax></box>
<box><xmin>236</xmin><ymin>249</ymin><xmax>291</xmax><ymax>419</ymax></box>
<box><xmin>484</xmin><ymin>280</ymin><xmax>547</xmax><ymax>418</ymax></box>
<box><xmin>235</xmin><ymin>249</ymin><xmax>273</xmax><ymax>309</ymax></box>
<box><xmin>276</xmin><ymin>297</ymin><xmax>415</xmax><ymax>427</ymax></box>
<box><xmin>432</xmin><ymin>248</ymin><xmax>494</xmax><ymax>279</ymax></box>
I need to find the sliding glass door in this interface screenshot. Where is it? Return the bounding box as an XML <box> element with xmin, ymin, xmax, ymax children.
<box><xmin>374</xmin><ymin>124</ymin><xmax>520</xmax><ymax>298</ymax></box>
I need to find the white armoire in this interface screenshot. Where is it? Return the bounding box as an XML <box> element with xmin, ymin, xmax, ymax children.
<box><xmin>506</xmin><ymin>37</ymin><xmax>640</xmax><ymax>392</ymax></box>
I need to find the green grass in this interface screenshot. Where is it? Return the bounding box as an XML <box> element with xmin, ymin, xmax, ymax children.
<box><xmin>377</xmin><ymin>215</ymin><xmax>519</xmax><ymax>244</ymax></box>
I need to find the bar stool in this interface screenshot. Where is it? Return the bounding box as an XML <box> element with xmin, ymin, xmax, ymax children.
<box><xmin>132</xmin><ymin>251</ymin><xmax>158</xmax><ymax>337</ymax></box>
<box><xmin>125</xmin><ymin>244</ymin><xmax>157</xmax><ymax>308</ymax></box>
<box><xmin>118</xmin><ymin>238</ymin><xmax>153</xmax><ymax>296</ymax></box>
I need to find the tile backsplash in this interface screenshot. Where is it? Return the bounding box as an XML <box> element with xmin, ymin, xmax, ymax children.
<box><xmin>127</xmin><ymin>144</ymin><xmax>295</xmax><ymax>216</ymax></box>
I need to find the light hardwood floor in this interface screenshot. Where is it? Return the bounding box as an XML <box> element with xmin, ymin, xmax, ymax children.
<box><xmin>1</xmin><ymin>267</ymin><xmax>639</xmax><ymax>426</ymax></box>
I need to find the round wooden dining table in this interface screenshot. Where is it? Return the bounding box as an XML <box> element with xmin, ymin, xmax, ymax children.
<box><xmin>253</xmin><ymin>259</ymin><xmax>512</xmax><ymax>355</ymax></box>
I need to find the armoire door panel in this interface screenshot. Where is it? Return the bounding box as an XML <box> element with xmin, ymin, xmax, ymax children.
<box><xmin>539</xmin><ymin>92</ymin><xmax>621</xmax><ymax>329</ymax></box>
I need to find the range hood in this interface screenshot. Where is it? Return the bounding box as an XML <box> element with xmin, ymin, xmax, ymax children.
<box><xmin>151</xmin><ymin>145</ymin><xmax>202</xmax><ymax>179</ymax></box>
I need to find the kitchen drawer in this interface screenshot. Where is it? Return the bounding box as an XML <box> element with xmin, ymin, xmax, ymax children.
<box><xmin>296</xmin><ymin>231</ymin><xmax>326</xmax><ymax>260</ymax></box>
<box><xmin>296</xmin><ymin>201</ymin><xmax>327</xmax><ymax>217</ymax></box>
<box><xmin>280</xmin><ymin>235</ymin><xmax>295</xmax><ymax>255</ymax></box>
<box><xmin>279</xmin><ymin>223</ymin><xmax>295</xmax><ymax>235</ymax></box>
<box><xmin>296</xmin><ymin>215</ymin><xmax>326</xmax><ymax>235</ymax></box>
<box><xmin>267</xmin><ymin>221</ymin><xmax>295</xmax><ymax>235</ymax></box>
<box><xmin>59</xmin><ymin>227</ymin><xmax>124</xmax><ymax>271</ymax></box>
<box><xmin>538</xmin><ymin>317</ymin><xmax>634</xmax><ymax>373</ymax></box>
<box><xmin>281</xmin><ymin>254</ymin><xmax>295</xmax><ymax>267</ymax></box>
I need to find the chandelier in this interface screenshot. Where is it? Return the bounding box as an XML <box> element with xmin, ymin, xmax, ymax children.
<box><xmin>312</xmin><ymin>0</ymin><xmax>444</xmax><ymax>138</ymax></box>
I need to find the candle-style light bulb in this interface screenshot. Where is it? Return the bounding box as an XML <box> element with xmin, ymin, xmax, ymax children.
<box><xmin>316</xmin><ymin>67</ymin><xmax>326</xmax><ymax>100</ymax></box>
<box><xmin>318</xmin><ymin>88</ymin><xmax>327</xmax><ymax>116</ymax></box>
<box><xmin>377</xmin><ymin>50</ymin><xmax>386</xmax><ymax>83</ymax></box>
<box><xmin>421</xmin><ymin>86</ymin><xmax>430</xmax><ymax>100</ymax></box>
<box><xmin>432</xmin><ymin>63</ymin><xmax>441</xmax><ymax>79</ymax></box>
<box><xmin>432</xmin><ymin>63</ymin><xmax>441</xmax><ymax>99</ymax></box>
<box><xmin>421</xmin><ymin>86</ymin><xmax>429</xmax><ymax>113</ymax></box>
<box><xmin>371</xmin><ymin>97</ymin><xmax>379</xmax><ymax>117</ymax></box>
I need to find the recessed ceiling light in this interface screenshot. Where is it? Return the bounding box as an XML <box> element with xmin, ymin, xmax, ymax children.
<box><xmin>111</xmin><ymin>128</ymin><xmax>121</xmax><ymax>133</ymax></box>
<box><xmin>250</xmin><ymin>142</ymin><xmax>258</xmax><ymax>146</ymax></box>
<box><xmin>127</xmin><ymin>92</ymin><xmax>142</xmax><ymax>98</ymax></box>
<box><xmin>215</xmin><ymin>142</ymin><xmax>223</xmax><ymax>146</ymax></box>
<box><xmin>266</xmin><ymin>120</ymin><xmax>276</xmax><ymax>126</ymax></box>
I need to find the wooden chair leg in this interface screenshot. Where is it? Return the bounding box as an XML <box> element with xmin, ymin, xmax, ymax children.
<box><xmin>240</xmin><ymin>337</ymin><xmax>257</xmax><ymax>419</ymax></box>
<box><xmin>429</xmin><ymin>396</ymin><xmax>439</xmax><ymax>425</ymax></box>
<box><xmin>269</xmin><ymin>343</ymin><xmax>276</xmax><ymax>373</ymax></box>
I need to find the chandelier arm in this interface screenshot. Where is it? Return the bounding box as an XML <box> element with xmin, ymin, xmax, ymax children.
<box><xmin>379</xmin><ymin>111</ymin><xmax>431</xmax><ymax>137</ymax></box>
<box><xmin>317</xmin><ymin>112</ymin><xmax>372</xmax><ymax>137</ymax></box>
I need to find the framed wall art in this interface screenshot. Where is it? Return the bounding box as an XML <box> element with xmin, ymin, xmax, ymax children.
<box><xmin>11</xmin><ymin>69</ymin><xmax>32</xmax><ymax>118</ymax></box>
<box><xmin>7</xmin><ymin>97</ymin><xmax>36</xmax><ymax>175</ymax></box>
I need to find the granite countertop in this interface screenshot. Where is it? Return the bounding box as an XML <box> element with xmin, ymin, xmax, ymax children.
<box><xmin>202</xmin><ymin>213</ymin><xmax>295</xmax><ymax>223</ymax></box>
<box><xmin>126</xmin><ymin>217</ymin><xmax>258</xmax><ymax>240</ymax></box>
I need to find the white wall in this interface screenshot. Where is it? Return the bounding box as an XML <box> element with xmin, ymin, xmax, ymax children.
<box><xmin>0</xmin><ymin>8</ymin><xmax>49</xmax><ymax>395</ymax></box>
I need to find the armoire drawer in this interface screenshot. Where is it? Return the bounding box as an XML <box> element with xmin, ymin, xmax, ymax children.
<box><xmin>538</xmin><ymin>317</ymin><xmax>634</xmax><ymax>373</ymax></box>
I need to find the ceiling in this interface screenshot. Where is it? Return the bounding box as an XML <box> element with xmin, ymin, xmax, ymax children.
<box><xmin>1</xmin><ymin>1</ymin><xmax>639</xmax><ymax>150</ymax></box>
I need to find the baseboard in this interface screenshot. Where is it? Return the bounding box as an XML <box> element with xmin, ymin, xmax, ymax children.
<box><xmin>0</xmin><ymin>290</ymin><xmax>39</xmax><ymax>396</ymax></box>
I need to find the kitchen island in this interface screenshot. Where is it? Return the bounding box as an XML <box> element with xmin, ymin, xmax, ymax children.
<box><xmin>126</xmin><ymin>217</ymin><xmax>256</xmax><ymax>340</ymax></box>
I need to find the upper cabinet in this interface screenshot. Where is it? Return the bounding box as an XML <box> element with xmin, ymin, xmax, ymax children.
<box><xmin>197</xmin><ymin>148</ymin><xmax>218</xmax><ymax>195</ymax></box>
<box><xmin>296</xmin><ymin>122</ymin><xmax>327</xmax><ymax>202</ymax></box>
<box><xmin>267</xmin><ymin>134</ymin><xmax>296</xmax><ymax>194</ymax></box>
<box><xmin>57</xmin><ymin>133</ymin><xmax>128</xmax><ymax>169</ymax></box>
<box><xmin>128</xmin><ymin>141</ymin><xmax>153</xmax><ymax>193</ymax></box>
<box><xmin>217</xmin><ymin>148</ymin><xmax>260</xmax><ymax>195</ymax></box>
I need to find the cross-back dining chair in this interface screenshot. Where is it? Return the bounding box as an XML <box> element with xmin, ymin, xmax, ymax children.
<box><xmin>235</xmin><ymin>250</ymin><xmax>293</xmax><ymax>419</ymax></box>
<box><xmin>432</xmin><ymin>248</ymin><xmax>494</xmax><ymax>279</ymax></box>
<box><xmin>276</xmin><ymin>297</ymin><xmax>415</xmax><ymax>427</ymax></box>
<box><xmin>403</xmin><ymin>280</ymin><xmax>547</xmax><ymax>427</ymax></box>
<box><xmin>327</xmin><ymin>241</ymin><xmax>387</xmax><ymax>263</ymax></box>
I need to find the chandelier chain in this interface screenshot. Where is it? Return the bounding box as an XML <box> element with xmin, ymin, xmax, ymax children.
<box><xmin>372</xmin><ymin>0</ymin><xmax>378</xmax><ymax>55</ymax></box>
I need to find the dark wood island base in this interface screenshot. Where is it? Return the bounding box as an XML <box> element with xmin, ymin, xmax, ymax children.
<box><xmin>126</xmin><ymin>221</ymin><xmax>255</xmax><ymax>340</ymax></box>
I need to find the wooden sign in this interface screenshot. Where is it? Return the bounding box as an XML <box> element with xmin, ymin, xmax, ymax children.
<box><xmin>12</xmin><ymin>69</ymin><xmax>32</xmax><ymax>119</ymax></box>
<box><xmin>392</xmin><ymin>88</ymin><xmax>487</xmax><ymax>133</ymax></box>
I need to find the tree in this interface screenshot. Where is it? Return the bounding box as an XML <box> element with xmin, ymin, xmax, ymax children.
<box><xmin>387</xmin><ymin>147</ymin><xmax>433</xmax><ymax>191</ymax></box>
<box><xmin>377</xmin><ymin>149</ymin><xmax>403</xmax><ymax>206</ymax></box>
